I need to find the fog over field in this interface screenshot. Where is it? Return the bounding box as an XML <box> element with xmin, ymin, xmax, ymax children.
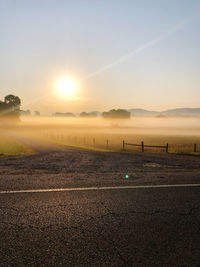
<box><xmin>1</xmin><ymin>116</ymin><xmax>198</xmax><ymax>155</ymax></box>
<box><xmin>1</xmin><ymin>1</ymin><xmax>200</xmax><ymax>266</ymax></box>
<box><xmin>18</xmin><ymin>116</ymin><xmax>200</xmax><ymax>135</ymax></box>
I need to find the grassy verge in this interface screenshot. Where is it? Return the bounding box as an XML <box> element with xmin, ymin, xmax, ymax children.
<box><xmin>172</xmin><ymin>151</ymin><xmax>200</xmax><ymax>156</ymax></box>
<box><xmin>63</xmin><ymin>144</ymin><xmax>110</xmax><ymax>152</ymax></box>
<box><xmin>0</xmin><ymin>134</ymin><xmax>35</xmax><ymax>157</ymax></box>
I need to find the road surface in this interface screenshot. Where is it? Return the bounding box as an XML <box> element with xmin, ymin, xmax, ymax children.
<box><xmin>0</xmin><ymin>143</ymin><xmax>200</xmax><ymax>266</ymax></box>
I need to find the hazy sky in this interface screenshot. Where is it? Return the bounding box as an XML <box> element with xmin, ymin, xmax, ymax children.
<box><xmin>0</xmin><ymin>0</ymin><xmax>200</xmax><ymax>114</ymax></box>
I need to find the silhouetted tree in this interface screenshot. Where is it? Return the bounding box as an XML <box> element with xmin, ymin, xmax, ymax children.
<box><xmin>102</xmin><ymin>109</ymin><xmax>130</xmax><ymax>119</ymax></box>
<box><xmin>0</xmin><ymin>94</ymin><xmax>21</xmax><ymax>120</ymax></box>
<box><xmin>0</xmin><ymin>101</ymin><xmax>7</xmax><ymax>112</ymax></box>
<box><xmin>4</xmin><ymin>95</ymin><xmax>21</xmax><ymax>107</ymax></box>
<box><xmin>80</xmin><ymin>112</ymin><xmax>88</xmax><ymax>117</ymax></box>
<box><xmin>80</xmin><ymin>111</ymin><xmax>98</xmax><ymax>117</ymax></box>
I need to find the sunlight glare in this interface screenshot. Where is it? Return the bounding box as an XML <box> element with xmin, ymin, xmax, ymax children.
<box><xmin>57</xmin><ymin>78</ymin><xmax>76</xmax><ymax>96</ymax></box>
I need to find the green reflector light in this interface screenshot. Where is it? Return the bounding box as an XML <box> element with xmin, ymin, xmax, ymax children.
<box><xmin>125</xmin><ymin>174</ymin><xmax>129</xmax><ymax>179</ymax></box>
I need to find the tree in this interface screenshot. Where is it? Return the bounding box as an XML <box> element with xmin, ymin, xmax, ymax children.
<box><xmin>102</xmin><ymin>109</ymin><xmax>130</xmax><ymax>119</ymax></box>
<box><xmin>80</xmin><ymin>111</ymin><xmax>98</xmax><ymax>117</ymax></box>
<box><xmin>4</xmin><ymin>95</ymin><xmax>21</xmax><ymax>107</ymax></box>
<box><xmin>0</xmin><ymin>101</ymin><xmax>7</xmax><ymax>112</ymax></box>
<box><xmin>0</xmin><ymin>94</ymin><xmax>21</xmax><ymax>120</ymax></box>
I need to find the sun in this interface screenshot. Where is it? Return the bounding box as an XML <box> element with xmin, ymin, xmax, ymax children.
<box><xmin>57</xmin><ymin>78</ymin><xmax>76</xmax><ymax>96</ymax></box>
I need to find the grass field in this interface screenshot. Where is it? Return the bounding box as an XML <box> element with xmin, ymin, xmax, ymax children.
<box><xmin>5</xmin><ymin>116</ymin><xmax>199</xmax><ymax>155</ymax></box>
<box><xmin>35</xmin><ymin>132</ymin><xmax>200</xmax><ymax>154</ymax></box>
<box><xmin>0</xmin><ymin>134</ymin><xmax>35</xmax><ymax>157</ymax></box>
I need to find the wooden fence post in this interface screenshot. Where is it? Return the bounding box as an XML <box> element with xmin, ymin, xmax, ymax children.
<box><xmin>166</xmin><ymin>143</ymin><xmax>169</xmax><ymax>153</ymax></box>
<box><xmin>123</xmin><ymin>140</ymin><xmax>125</xmax><ymax>151</ymax></box>
<box><xmin>141</xmin><ymin>141</ymin><xmax>144</xmax><ymax>152</ymax></box>
<box><xmin>194</xmin><ymin>144</ymin><xmax>197</xmax><ymax>153</ymax></box>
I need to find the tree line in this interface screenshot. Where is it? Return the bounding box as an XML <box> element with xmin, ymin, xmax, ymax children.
<box><xmin>53</xmin><ymin>109</ymin><xmax>130</xmax><ymax>119</ymax></box>
<box><xmin>0</xmin><ymin>94</ymin><xmax>130</xmax><ymax>120</ymax></box>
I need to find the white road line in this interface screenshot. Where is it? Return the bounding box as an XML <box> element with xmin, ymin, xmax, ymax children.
<box><xmin>0</xmin><ymin>184</ymin><xmax>200</xmax><ymax>194</ymax></box>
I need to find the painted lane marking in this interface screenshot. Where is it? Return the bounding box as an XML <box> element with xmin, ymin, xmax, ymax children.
<box><xmin>0</xmin><ymin>183</ymin><xmax>200</xmax><ymax>194</ymax></box>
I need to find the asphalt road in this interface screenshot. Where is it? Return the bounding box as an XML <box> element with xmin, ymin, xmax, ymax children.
<box><xmin>0</xmin><ymin>145</ymin><xmax>200</xmax><ymax>266</ymax></box>
<box><xmin>0</xmin><ymin>186</ymin><xmax>200</xmax><ymax>266</ymax></box>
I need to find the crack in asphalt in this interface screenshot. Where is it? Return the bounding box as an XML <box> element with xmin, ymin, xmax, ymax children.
<box><xmin>1</xmin><ymin>202</ymin><xmax>200</xmax><ymax>266</ymax></box>
<box><xmin>109</xmin><ymin>239</ymin><xmax>133</xmax><ymax>267</ymax></box>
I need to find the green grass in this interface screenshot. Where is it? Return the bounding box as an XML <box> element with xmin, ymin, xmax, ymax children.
<box><xmin>15</xmin><ymin>129</ymin><xmax>200</xmax><ymax>155</ymax></box>
<box><xmin>0</xmin><ymin>134</ymin><xmax>35</xmax><ymax>157</ymax></box>
<box><xmin>42</xmin><ymin>134</ymin><xmax>199</xmax><ymax>154</ymax></box>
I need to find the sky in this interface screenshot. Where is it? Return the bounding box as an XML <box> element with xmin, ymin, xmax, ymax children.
<box><xmin>0</xmin><ymin>0</ymin><xmax>200</xmax><ymax>114</ymax></box>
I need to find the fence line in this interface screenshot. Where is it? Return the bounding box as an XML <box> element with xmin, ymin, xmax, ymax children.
<box><xmin>43</xmin><ymin>133</ymin><xmax>199</xmax><ymax>154</ymax></box>
<box><xmin>122</xmin><ymin>140</ymin><xmax>199</xmax><ymax>153</ymax></box>
<box><xmin>123</xmin><ymin>140</ymin><xmax>168</xmax><ymax>153</ymax></box>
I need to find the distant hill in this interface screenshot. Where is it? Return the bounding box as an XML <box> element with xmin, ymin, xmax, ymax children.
<box><xmin>161</xmin><ymin>108</ymin><xmax>200</xmax><ymax>116</ymax></box>
<box><xmin>128</xmin><ymin>108</ymin><xmax>200</xmax><ymax>117</ymax></box>
<box><xmin>128</xmin><ymin>109</ymin><xmax>159</xmax><ymax>117</ymax></box>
